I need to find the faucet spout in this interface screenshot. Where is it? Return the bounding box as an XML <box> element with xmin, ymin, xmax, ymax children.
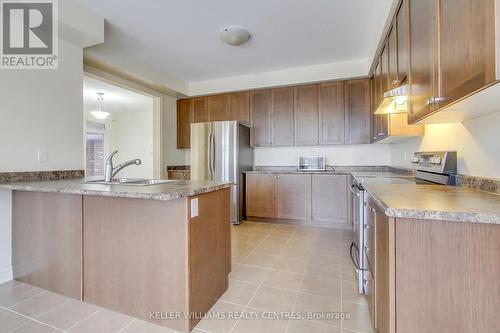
<box><xmin>104</xmin><ymin>151</ymin><xmax>142</xmax><ymax>182</ymax></box>
<box><xmin>111</xmin><ymin>159</ymin><xmax>142</xmax><ymax>179</ymax></box>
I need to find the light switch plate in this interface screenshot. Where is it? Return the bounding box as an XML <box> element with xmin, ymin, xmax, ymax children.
<box><xmin>190</xmin><ymin>198</ymin><xmax>199</xmax><ymax>218</ymax></box>
<box><xmin>37</xmin><ymin>150</ymin><xmax>47</xmax><ymax>163</ymax></box>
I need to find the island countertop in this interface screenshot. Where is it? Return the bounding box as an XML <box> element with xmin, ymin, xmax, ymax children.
<box><xmin>0</xmin><ymin>179</ymin><xmax>232</xmax><ymax>201</ymax></box>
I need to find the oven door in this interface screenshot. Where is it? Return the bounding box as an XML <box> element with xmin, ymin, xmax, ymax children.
<box><xmin>349</xmin><ymin>182</ymin><xmax>365</xmax><ymax>294</ymax></box>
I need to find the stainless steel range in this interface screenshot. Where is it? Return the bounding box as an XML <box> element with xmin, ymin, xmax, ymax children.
<box><xmin>349</xmin><ymin>151</ymin><xmax>457</xmax><ymax>294</ymax></box>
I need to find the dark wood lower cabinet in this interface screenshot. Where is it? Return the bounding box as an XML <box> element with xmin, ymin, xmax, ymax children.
<box><xmin>276</xmin><ymin>174</ymin><xmax>312</xmax><ymax>220</ymax></box>
<box><xmin>366</xmin><ymin>194</ymin><xmax>500</xmax><ymax>333</ymax></box>
<box><xmin>246</xmin><ymin>173</ymin><xmax>349</xmax><ymax>228</ymax></box>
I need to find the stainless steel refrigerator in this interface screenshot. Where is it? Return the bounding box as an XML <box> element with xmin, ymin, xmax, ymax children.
<box><xmin>190</xmin><ymin>121</ymin><xmax>253</xmax><ymax>224</ymax></box>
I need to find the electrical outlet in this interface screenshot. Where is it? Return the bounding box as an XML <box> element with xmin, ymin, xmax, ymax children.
<box><xmin>37</xmin><ymin>150</ymin><xmax>47</xmax><ymax>163</ymax></box>
<box><xmin>190</xmin><ymin>198</ymin><xmax>199</xmax><ymax>218</ymax></box>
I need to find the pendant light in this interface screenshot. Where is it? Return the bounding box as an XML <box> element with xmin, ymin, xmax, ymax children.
<box><xmin>90</xmin><ymin>92</ymin><xmax>110</xmax><ymax>120</ymax></box>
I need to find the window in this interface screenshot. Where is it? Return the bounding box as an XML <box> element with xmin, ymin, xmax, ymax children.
<box><xmin>85</xmin><ymin>122</ymin><xmax>105</xmax><ymax>178</ymax></box>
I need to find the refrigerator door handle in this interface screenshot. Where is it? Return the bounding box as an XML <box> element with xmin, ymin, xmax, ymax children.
<box><xmin>207</xmin><ymin>128</ymin><xmax>213</xmax><ymax>180</ymax></box>
<box><xmin>211</xmin><ymin>128</ymin><xmax>216</xmax><ymax>180</ymax></box>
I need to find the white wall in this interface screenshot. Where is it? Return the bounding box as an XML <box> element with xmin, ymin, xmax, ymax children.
<box><xmin>254</xmin><ymin>145</ymin><xmax>391</xmax><ymax>167</ymax></box>
<box><xmin>390</xmin><ymin>112</ymin><xmax>500</xmax><ymax>178</ymax></box>
<box><xmin>0</xmin><ymin>190</ymin><xmax>12</xmax><ymax>284</ymax></box>
<box><xmin>0</xmin><ymin>39</ymin><xmax>84</xmax><ymax>172</ymax></box>
<box><xmin>104</xmin><ymin>111</ymin><xmax>154</xmax><ymax>179</ymax></box>
<box><xmin>189</xmin><ymin>58</ymin><xmax>369</xmax><ymax>96</ymax></box>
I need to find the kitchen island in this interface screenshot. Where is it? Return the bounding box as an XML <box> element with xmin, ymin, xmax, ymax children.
<box><xmin>0</xmin><ymin>179</ymin><xmax>232</xmax><ymax>332</ymax></box>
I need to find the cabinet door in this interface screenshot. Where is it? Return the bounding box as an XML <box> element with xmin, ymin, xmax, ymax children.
<box><xmin>191</xmin><ymin>97</ymin><xmax>209</xmax><ymax>123</ymax></box>
<box><xmin>381</xmin><ymin>44</ymin><xmax>390</xmax><ymax>95</ymax></box>
<box><xmin>345</xmin><ymin>79</ymin><xmax>371</xmax><ymax>144</ymax></box>
<box><xmin>246</xmin><ymin>174</ymin><xmax>276</xmax><ymax>218</ymax></box>
<box><xmin>374</xmin><ymin>59</ymin><xmax>382</xmax><ymax>109</ymax></box>
<box><xmin>408</xmin><ymin>0</ymin><xmax>438</xmax><ymax>124</ymax></box>
<box><xmin>294</xmin><ymin>84</ymin><xmax>319</xmax><ymax>146</ymax></box>
<box><xmin>228</xmin><ymin>92</ymin><xmax>250</xmax><ymax>123</ymax></box>
<box><xmin>438</xmin><ymin>0</ymin><xmax>496</xmax><ymax>109</ymax></box>
<box><xmin>319</xmin><ymin>82</ymin><xmax>345</xmax><ymax>145</ymax></box>
<box><xmin>312</xmin><ymin>174</ymin><xmax>348</xmax><ymax>225</ymax></box>
<box><xmin>388</xmin><ymin>25</ymin><xmax>399</xmax><ymax>89</ymax></box>
<box><xmin>271</xmin><ymin>87</ymin><xmax>294</xmax><ymax>146</ymax></box>
<box><xmin>208</xmin><ymin>94</ymin><xmax>229</xmax><ymax>121</ymax></box>
<box><xmin>374</xmin><ymin>203</ymin><xmax>392</xmax><ymax>333</ymax></box>
<box><xmin>250</xmin><ymin>90</ymin><xmax>272</xmax><ymax>147</ymax></box>
<box><xmin>276</xmin><ymin>174</ymin><xmax>312</xmax><ymax>220</ymax></box>
<box><xmin>177</xmin><ymin>99</ymin><xmax>191</xmax><ymax>149</ymax></box>
<box><xmin>396</xmin><ymin>0</ymin><xmax>408</xmax><ymax>83</ymax></box>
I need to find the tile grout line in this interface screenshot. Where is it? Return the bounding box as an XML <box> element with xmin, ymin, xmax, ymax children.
<box><xmin>6</xmin><ymin>290</ymin><xmax>48</xmax><ymax>309</ymax></box>
<box><xmin>4</xmin><ymin>307</ymin><xmax>65</xmax><ymax>332</ymax></box>
<box><xmin>228</xmin><ymin>228</ymin><xmax>285</xmax><ymax>333</ymax></box>
<box><xmin>63</xmin><ymin>308</ymin><xmax>102</xmax><ymax>332</ymax></box>
<box><xmin>284</xmin><ymin>230</ymin><xmax>313</xmax><ymax>333</ymax></box>
<box><xmin>117</xmin><ymin>318</ymin><xmax>136</xmax><ymax>333</ymax></box>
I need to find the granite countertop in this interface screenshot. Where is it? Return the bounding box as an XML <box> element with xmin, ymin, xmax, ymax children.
<box><xmin>362</xmin><ymin>182</ymin><xmax>500</xmax><ymax>224</ymax></box>
<box><xmin>244</xmin><ymin>166</ymin><xmax>411</xmax><ymax>175</ymax></box>
<box><xmin>0</xmin><ymin>179</ymin><xmax>231</xmax><ymax>201</ymax></box>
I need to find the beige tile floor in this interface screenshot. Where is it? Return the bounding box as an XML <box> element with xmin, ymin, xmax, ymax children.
<box><xmin>0</xmin><ymin>221</ymin><xmax>373</xmax><ymax>333</ymax></box>
<box><xmin>195</xmin><ymin>221</ymin><xmax>374</xmax><ymax>333</ymax></box>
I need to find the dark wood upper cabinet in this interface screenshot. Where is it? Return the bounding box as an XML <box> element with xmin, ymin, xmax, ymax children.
<box><xmin>374</xmin><ymin>59</ymin><xmax>382</xmax><ymax>108</ymax></box>
<box><xmin>396</xmin><ymin>0</ymin><xmax>408</xmax><ymax>83</ymax></box>
<box><xmin>437</xmin><ymin>0</ymin><xmax>496</xmax><ymax>109</ymax></box>
<box><xmin>294</xmin><ymin>84</ymin><xmax>319</xmax><ymax>146</ymax></box>
<box><xmin>228</xmin><ymin>92</ymin><xmax>250</xmax><ymax>123</ymax></box>
<box><xmin>250</xmin><ymin>90</ymin><xmax>272</xmax><ymax>147</ymax></box>
<box><xmin>176</xmin><ymin>99</ymin><xmax>191</xmax><ymax>149</ymax></box>
<box><xmin>381</xmin><ymin>44</ymin><xmax>390</xmax><ymax>95</ymax></box>
<box><xmin>271</xmin><ymin>87</ymin><xmax>294</xmax><ymax>146</ymax></box>
<box><xmin>191</xmin><ymin>97</ymin><xmax>209</xmax><ymax>123</ymax></box>
<box><xmin>345</xmin><ymin>79</ymin><xmax>371</xmax><ymax>144</ymax></box>
<box><xmin>319</xmin><ymin>81</ymin><xmax>345</xmax><ymax>145</ymax></box>
<box><xmin>408</xmin><ymin>0</ymin><xmax>438</xmax><ymax>124</ymax></box>
<box><xmin>388</xmin><ymin>25</ymin><xmax>399</xmax><ymax>88</ymax></box>
<box><xmin>207</xmin><ymin>94</ymin><xmax>228</xmax><ymax>121</ymax></box>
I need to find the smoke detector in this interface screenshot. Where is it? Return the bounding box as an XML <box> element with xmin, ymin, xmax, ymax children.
<box><xmin>219</xmin><ymin>26</ymin><xmax>251</xmax><ymax>46</ymax></box>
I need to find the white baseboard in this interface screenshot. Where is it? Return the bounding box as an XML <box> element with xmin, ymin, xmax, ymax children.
<box><xmin>0</xmin><ymin>267</ymin><xmax>13</xmax><ymax>284</ymax></box>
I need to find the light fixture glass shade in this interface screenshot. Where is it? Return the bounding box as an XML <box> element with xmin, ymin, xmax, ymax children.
<box><xmin>90</xmin><ymin>110</ymin><xmax>110</xmax><ymax>120</ymax></box>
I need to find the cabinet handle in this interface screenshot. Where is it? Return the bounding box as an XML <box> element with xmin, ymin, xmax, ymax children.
<box><xmin>364</xmin><ymin>224</ymin><xmax>370</xmax><ymax>230</ymax></box>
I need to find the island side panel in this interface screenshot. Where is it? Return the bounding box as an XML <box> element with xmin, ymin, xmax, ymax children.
<box><xmin>83</xmin><ymin>196</ymin><xmax>189</xmax><ymax>332</ymax></box>
<box><xmin>395</xmin><ymin>218</ymin><xmax>500</xmax><ymax>333</ymax></box>
<box><xmin>188</xmin><ymin>188</ymin><xmax>231</xmax><ymax>330</ymax></box>
<box><xmin>12</xmin><ymin>191</ymin><xmax>83</xmax><ymax>299</ymax></box>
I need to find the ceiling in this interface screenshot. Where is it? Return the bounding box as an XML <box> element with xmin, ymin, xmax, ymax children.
<box><xmin>78</xmin><ymin>0</ymin><xmax>393</xmax><ymax>83</ymax></box>
<box><xmin>83</xmin><ymin>76</ymin><xmax>153</xmax><ymax>115</ymax></box>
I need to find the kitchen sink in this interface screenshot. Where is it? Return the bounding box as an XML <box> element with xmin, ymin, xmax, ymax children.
<box><xmin>85</xmin><ymin>178</ymin><xmax>176</xmax><ymax>186</ymax></box>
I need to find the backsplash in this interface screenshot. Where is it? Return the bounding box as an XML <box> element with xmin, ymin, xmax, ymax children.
<box><xmin>0</xmin><ymin>170</ymin><xmax>84</xmax><ymax>183</ymax></box>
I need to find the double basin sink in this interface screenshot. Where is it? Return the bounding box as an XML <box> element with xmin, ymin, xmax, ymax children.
<box><xmin>86</xmin><ymin>178</ymin><xmax>175</xmax><ymax>186</ymax></box>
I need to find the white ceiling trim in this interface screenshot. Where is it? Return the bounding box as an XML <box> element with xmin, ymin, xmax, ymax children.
<box><xmin>188</xmin><ymin>58</ymin><xmax>371</xmax><ymax>96</ymax></box>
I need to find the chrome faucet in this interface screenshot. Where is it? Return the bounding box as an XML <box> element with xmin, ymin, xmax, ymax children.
<box><xmin>104</xmin><ymin>151</ymin><xmax>142</xmax><ymax>182</ymax></box>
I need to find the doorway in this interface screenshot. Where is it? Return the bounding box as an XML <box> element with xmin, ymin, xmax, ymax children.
<box><xmin>83</xmin><ymin>75</ymin><xmax>155</xmax><ymax>179</ymax></box>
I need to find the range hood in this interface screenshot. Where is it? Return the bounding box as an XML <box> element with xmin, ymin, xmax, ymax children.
<box><xmin>374</xmin><ymin>84</ymin><xmax>409</xmax><ymax>115</ymax></box>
